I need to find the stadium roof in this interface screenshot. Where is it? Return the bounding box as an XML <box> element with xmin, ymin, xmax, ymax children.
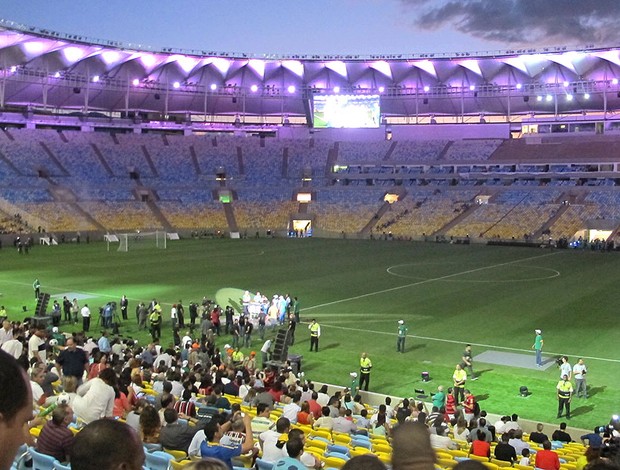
<box><xmin>2</xmin><ymin>19</ymin><xmax>620</xmax><ymax>123</ymax></box>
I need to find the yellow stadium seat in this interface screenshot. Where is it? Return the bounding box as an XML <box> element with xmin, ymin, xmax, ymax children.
<box><xmin>468</xmin><ymin>455</ymin><xmax>489</xmax><ymax>462</ymax></box>
<box><xmin>446</xmin><ymin>449</ymin><xmax>469</xmax><ymax>459</ymax></box>
<box><xmin>170</xmin><ymin>460</ymin><xmax>192</xmax><ymax>470</ymax></box>
<box><xmin>310</xmin><ymin>429</ymin><xmax>332</xmax><ymax>441</ymax></box>
<box><xmin>376</xmin><ymin>453</ymin><xmax>391</xmax><ymax>465</ymax></box>
<box><xmin>306</xmin><ymin>439</ymin><xmax>328</xmax><ymax>452</ymax></box>
<box><xmin>438</xmin><ymin>458</ymin><xmax>457</xmax><ymax>469</ymax></box>
<box><xmin>482</xmin><ymin>462</ymin><xmax>498</xmax><ymax>470</ymax></box>
<box><xmin>164</xmin><ymin>449</ymin><xmax>187</xmax><ymax>460</ymax></box>
<box><xmin>350</xmin><ymin>447</ymin><xmax>372</xmax><ymax>457</ymax></box>
<box><xmin>435</xmin><ymin>452</ymin><xmax>454</xmax><ymax>461</ymax></box>
<box><xmin>515</xmin><ymin>464</ymin><xmax>534</xmax><ymax>470</ymax></box>
<box><xmin>490</xmin><ymin>458</ymin><xmax>513</xmax><ymax>467</ymax></box>
<box><xmin>322</xmin><ymin>457</ymin><xmax>347</xmax><ymax>469</ymax></box>
<box><xmin>372</xmin><ymin>443</ymin><xmax>392</xmax><ymax>454</ymax></box>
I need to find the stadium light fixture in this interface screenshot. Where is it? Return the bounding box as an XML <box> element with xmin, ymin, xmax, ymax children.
<box><xmin>210</xmin><ymin>83</ymin><xmax>217</xmax><ymax>91</ymax></box>
<box><xmin>333</xmin><ymin>86</ymin><xmax>340</xmax><ymax>94</ymax></box>
<box><xmin>566</xmin><ymin>94</ymin><xmax>573</xmax><ymax>101</ymax></box>
<box><xmin>423</xmin><ymin>85</ymin><xmax>430</xmax><ymax>92</ymax></box>
<box><xmin>173</xmin><ymin>81</ymin><xmax>180</xmax><ymax>89</ymax></box>
<box><xmin>612</xmin><ymin>78</ymin><xmax>619</xmax><ymax>85</ymax></box>
<box><xmin>287</xmin><ymin>85</ymin><xmax>296</xmax><ymax>93</ymax></box>
<box><xmin>516</xmin><ymin>83</ymin><xmax>522</xmax><ymax>90</ymax></box>
<box><xmin>132</xmin><ymin>78</ymin><xmax>139</xmax><ymax>86</ymax></box>
<box><xmin>250</xmin><ymin>84</ymin><xmax>258</xmax><ymax>92</ymax></box>
<box><xmin>563</xmin><ymin>81</ymin><xmax>569</xmax><ymax>87</ymax></box>
<box><xmin>584</xmin><ymin>93</ymin><xmax>590</xmax><ymax>99</ymax></box>
<box><xmin>92</xmin><ymin>75</ymin><xmax>99</xmax><ymax>83</ymax></box>
<box><xmin>378</xmin><ymin>86</ymin><xmax>385</xmax><ymax>93</ymax></box>
<box><xmin>469</xmin><ymin>85</ymin><xmax>476</xmax><ymax>91</ymax></box>
<box><xmin>54</xmin><ymin>71</ymin><xmax>61</xmax><ymax>78</ymax></box>
<box><xmin>10</xmin><ymin>66</ymin><xmax>17</xmax><ymax>73</ymax></box>
<box><xmin>546</xmin><ymin>94</ymin><xmax>553</xmax><ymax>102</ymax></box>
<box><xmin>536</xmin><ymin>96</ymin><xmax>543</xmax><ymax>102</ymax></box>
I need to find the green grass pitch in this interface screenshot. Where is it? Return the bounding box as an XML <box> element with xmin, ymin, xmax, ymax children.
<box><xmin>1</xmin><ymin>238</ymin><xmax>617</xmax><ymax>429</ymax></box>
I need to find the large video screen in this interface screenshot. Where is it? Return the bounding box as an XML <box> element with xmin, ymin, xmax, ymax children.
<box><xmin>313</xmin><ymin>94</ymin><xmax>381</xmax><ymax>128</ymax></box>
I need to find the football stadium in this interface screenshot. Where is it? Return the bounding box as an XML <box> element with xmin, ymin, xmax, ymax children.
<box><xmin>0</xmin><ymin>15</ymin><xmax>619</xmax><ymax>470</ymax></box>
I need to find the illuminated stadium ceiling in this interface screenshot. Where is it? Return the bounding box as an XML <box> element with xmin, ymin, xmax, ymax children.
<box><xmin>2</xmin><ymin>19</ymin><xmax>620</xmax><ymax>122</ymax></box>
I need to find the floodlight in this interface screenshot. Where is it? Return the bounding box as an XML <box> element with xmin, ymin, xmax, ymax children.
<box><xmin>563</xmin><ymin>81</ymin><xmax>569</xmax><ymax>87</ymax></box>
<box><xmin>612</xmin><ymin>78</ymin><xmax>619</xmax><ymax>85</ymax></box>
<box><xmin>536</xmin><ymin>96</ymin><xmax>543</xmax><ymax>102</ymax></box>
<box><xmin>423</xmin><ymin>85</ymin><xmax>430</xmax><ymax>92</ymax></box>
<box><xmin>469</xmin><ymin>85</ymin><xmax>476</xmax><ymax>91</ymax></box>
<box><xmin>250</xmin><ymin>84</ymin><xmax>258</xmax><ymax>92</ymax></box>
<box><xmin>210</xmin><ymin>83</ymin><xmax>217</xmax><ymax>91</ymax></box>
<box><xmin>584</xmin><ymin>93</ymin><xmax>590</xmax><ymax>99</ymax></box>
<box><xmin>132</xmin><ymin>78</ymin><xmax>139</xmax><ymax>86</ymax></box>
<box><xmin>546</xmin><ymin>94</ymin><xmax>553</xmax><ymax>102</ymax></box>
<box><xmin>333</xmin><ymin>86</ymin><xmax>340</xmax><ymax>93</ymax></box>
<box><xmin>378</xmin><ymin>86</ymin><xmax>385</xmax><ymax>93</ymax></box>
<box><xmin>566</xmin><ymin>94</ymin><xmax>573</xmax><ymax>101</ymax></box>
<box><xmin>516</xmin><ymin>83</ymin><xmax>522</xmax><ymax>90</ymax></box>
<box><xmin>287</xmin><ymin>85</ymin><xmax>296</xmax><ymax>93</ymax></box>
<box><xmin>54</xmin><ymin>71</ymin><xmax>61</xmax><ymax>78</ymax></box>
<box><xmin>10</xmin><ymin>66</ymin><xmax>17</xmax><ymax>73</ymax></box>
<box><xmin>92</xmin><ymin>75</ymin><xmax>100</xmax><ymax>83</ymax></box>
<box><xmin>173</xmin><ymin>81</ymin><xmax>180</xmax><ymax>89</ymax></box>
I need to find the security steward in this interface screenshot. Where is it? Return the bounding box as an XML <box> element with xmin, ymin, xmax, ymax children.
<box><xmin>557</xmin><ymin>374</ymin><xmax>573</xmax><ymax>419</ymax></box>
<box><xmin>308</xmin><ymin>319</ymin><xmax>320</xmax><ymax>352</ymax></box>
<box><xmin>359</xmin><ymin>352</ymin><xmax>372</xmax><ymax>391</ymax></box>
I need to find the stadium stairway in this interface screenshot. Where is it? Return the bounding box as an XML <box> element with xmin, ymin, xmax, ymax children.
<box><xmin>531</xmin><ymin>203</ymin><xmax>570</xmax><ymax>240</ymax></box>
<box><xmin>360</xmin><ymin>200</ymin><xmax>393</xmax><ymax>237</ymax></box>
<box><xmin>433</xmin><ymin>203</ymin><xmax>482</xmax><ymax>237</ymax></box>
<box><xmin>141</xmin><ymin>145</ymin><xmax>159</xmax><ymax>177</ymax></box>
<box><xmin>89</xmin><ymin>144</ymin><xmax>115</xmax><ymax>176</ymax></box>
<box><xmin>188</xmin><ymin>146</ymin><xmax>202</xmax><ymax>175</ymax></box>
<box><xmin>39</xmin><ymin>142</ymin><xmax>70</xmax><ymax>176</ymax></box>
<box><xmin>223</xmin><ymin>200</ymin><xmax>239</xmax><ymax>233</ymax></box>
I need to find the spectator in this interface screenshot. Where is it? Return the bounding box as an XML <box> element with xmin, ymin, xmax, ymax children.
<box><xmin>251</xmin><ymin>402</ymin><xmax>275</xmax><ymax>434</ymax></box>
<box><xmin>313</xmin><ymin>406</ymin><xmax>334</xmax><ymax>432</ymax></box>
<box><xmin>508</xmin><ymin>429</ymin><xmax>530</xmax><ymax>456</ymax></box>
<box><xmin>260</xmin><ymin>417</ymin><xmax>291</xmax><ymax>463</ymax></box>
<box><xmin>159</xmin><ymin>408</ymin><xmax>197</xmax><ymax>453</ymax></box>
<box><xmin>534</xmin><ymin>440</ymin><xmax>561</xmax><ymax>470</ymax></box>
<box><xmin>493</xmin><ymin>433</ymin><xmax>517</xmax><ymax>463</ymax></box>
<box><xmin>552</xmin><ymin>422</ymin><xmax>572</xmax><ymax>443</ymax></box>
<box><xmin>430</xmin><ymin>426</ymin><xmax>459</xmax><ymax>450</ymax></box>
<box><xmin>273</xmin><ymin>437</ymin><xmax>306</xmax><ymax>470</ymax></box>
<box><xmin>469</xmin><ymin>430</ymin><xmax>491</xmax><ymax>458</ymax></box>
<box><xmin>199</xmin><ymin>413</ymin><xmax>254</xmax><ymax>470</ymax></box>
<box><xmin>530</xmin><ymin>423</ymin><xmax>549</xmax><ymax>444</ymax></box>
<box><xmin>519</xmin><ymin>449</ymin><xmax>531</xmax><ymax>466</ymax></box>
<box><xmin>70</xmin><ymin>419</ymin><xmax>145</xmax><ymax>470</ymax></box>
<box><xmin>0</xmin><ymin>350</ymin><xmax>34</xmax><ymax>470</ymax></box>
<box><xmin>391</xmin><ymin>421</ymin><xmax>435</xmax><ymax>470</ymax></box>
<box><xmin>35</xmin><ymin>404</ymin><xmax>75</xmax><ymax>463</ymax></box>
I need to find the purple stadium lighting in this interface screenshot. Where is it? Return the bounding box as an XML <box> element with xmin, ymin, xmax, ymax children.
<box><xmin>378</xmin><ymin>86</ymin><xmax>385</xmax><ymax>93</ymax></box>
<box><xmin>173</xmin><ymin>81</ymin><xmax>180</xmax><ymax>89</ymax></box>
<box><xmin>563</xmin><ymin>81</ymin><xmax>569</xmax><ymax>87</ymax></box>
<box><xmin>537</xmin><ymin>96</ymin><xmax>543</xmax><ymax>102</ymax></box>
<box><xmin>92</xmin><ymin>75</ymin><xmax>99</xmax><ymax>83</ymax></box>
<box><xmin>516</xmin><ymin>83</ymin><xmax>522</xmax><ymax>89</ymax></box>
<box><xmin>613</xmin><ymin>78</ymin><xmax>619</xmax><ymax>85</ymax></box>
<box><xmin>469</xmin><ymin>85</ymin><xmax>476</xmax><ymax>91</ymax></box>
<box><xmin>423</xmin><ymin>85</ymin><xmax>430</xmax><ymax>92</ymax></box>
<box><xmin>546</xmin><ymin>94</ymin><xmax>553</xmax><ymax>102</ymax></box>
<box><xmin>210</xmin><ymin>83</ymin><xmax>217</xmax><ymax>91</ymax></box>
<box><xmin>287</xmin><ymin>85</ymin><xmax>296</xmax><ymax>93</ymax></box>
<box><xmin>132</xmin><ymin>78</ymin><xmax>140</xmax><ymax>86</ymax></box>
<box><xmin>250</xmin><ymin>84</ymin><xmax>258</xmax><ymax>92</ymax></box>
<box><xmin>333</xmin><ymin>86</ymin><xmax>340</xmax><ymax>93</ymax></box>
<box><xmin>10</xmin><ymin>66</ymin><xmax>17</xmax><ymax>73</ymax></box>
<box><xmin>566</xmin><ymin>94</ymin><xmax>573</xmax><ymax>101</ymax></box>
<box><xmin>54</xmin><ymin>71</ymin><xmax>61</xmax><ymax>78</ymax></box>
<box><xmin>584</xmin><ymin>93</ymin><xmax>590</xmax><ymax>99</ymax></box>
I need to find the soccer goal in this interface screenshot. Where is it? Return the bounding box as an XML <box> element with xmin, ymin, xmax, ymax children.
<box><xmin>117</xmin><ymin>231</ymin><xmax>167</xmax><ymax>252</ymax></box>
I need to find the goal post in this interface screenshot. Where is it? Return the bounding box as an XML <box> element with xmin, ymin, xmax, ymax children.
<box><xmin>117</xmin><ymin>230</ymin><xmax>167</xmax><ymax>252</ymax></box>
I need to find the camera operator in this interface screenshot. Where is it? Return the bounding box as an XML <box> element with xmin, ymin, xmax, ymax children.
<box><xmin>573</xmin><ymin>358</ymin><xmax>588</xmax><ymax>399</ymax></box>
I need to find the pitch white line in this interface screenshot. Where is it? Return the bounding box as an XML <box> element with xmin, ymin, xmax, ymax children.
<box><xmin>303</xmin><ymin>251</ymin><xmax>562</xmax><ymax>311</ymax></box>
<box><xmin>308</xmin><ymin>322</ymin><xmax>620</xmax><ymax>364</ymax></box>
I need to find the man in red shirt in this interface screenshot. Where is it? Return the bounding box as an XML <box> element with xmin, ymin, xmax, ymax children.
<box><xmin>307</xmin><ymin>391</ymin><xmax>322</xmax><ymax>419</ymax></box>
<box><xmin>462</xmin><ymin>389</ymin><xmax>476</xmax><ymax>422</ymax></box>
<box><xmin>535</xmin><ymin>440</ymin><xmax>560</xmax><ymax>470</ymax></box>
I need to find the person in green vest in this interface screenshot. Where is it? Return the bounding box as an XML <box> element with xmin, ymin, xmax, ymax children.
<box><xmin>359</xmin><ymin>352</ymin><xmax>372</xmax><ymax>391</ymax></box>
<box><xmin>397</xmin><ymin>320</ymin><xmax>408</xmax><ymax>353</ymax></box>
<box><xmin>33</xmin><ymin>278</ymin><xmax>41</xmax><ymax>299</ymax></box>
<box><xmin>149</xmin><ymin>310</ymin><xmax>162</xmax><ymax>341</ymax></box>
<box><xmin>308</xmin><ymin>319</ymin><xmax>320</xmax><ymax>352</ymax></box>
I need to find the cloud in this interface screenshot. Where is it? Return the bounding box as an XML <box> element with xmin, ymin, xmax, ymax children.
<box><xmin>401</xmin><ymin>0</ymin><xmax>620</xmax><ymax>46</ymax></box>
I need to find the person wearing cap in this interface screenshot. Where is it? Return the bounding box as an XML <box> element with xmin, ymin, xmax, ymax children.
<box><xmin>397</xmin><ymin>320</ymin><xmax>408</xmax><ymax>353</ymax></box>
<box><xmin>532</xmin><ymin>329</ymin><xmax>544</xmax><ymax>367</ymax></box>
<box><xmin>359</xmin><ymin>352</ymin><xmax>372</xmax><ymax>391</ymax></box>
<box><xmin>308</xmin><ymin>319</ymin><xmax>320</xmax><ymax>352</ymax></box>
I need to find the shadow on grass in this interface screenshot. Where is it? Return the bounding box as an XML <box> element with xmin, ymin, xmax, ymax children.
<box><xmin>587</xmin><ymin>386</ymin><xmax>606</xmax><ymax>398</ymax></box>
<box><xmin>571</xmin><ymin>405</ymin><xmax>595</xmax><ymax>418</ymax></box>
<box><xmin>475</xmin><ymin>368</ymin><xmax>494</xmax><ymax>378</ymax></box>
<box><xmin>320</xmin><ymin>342</ymin><xmax>341</xmax><ymax>351</ymax></box>
<box><xmin>401</xmin><ymin>343</ymin><xmax>426</xmax><ymax>353</ymax></box>
<box><xmin>475</xmin><ymin>393</ymin><xmax>490</xmax><ymax>402</ymax></box>
<box><xmin>227</xmin><ymin>298</ymin><xmax>243</xmax><ymax>312</ymax></box>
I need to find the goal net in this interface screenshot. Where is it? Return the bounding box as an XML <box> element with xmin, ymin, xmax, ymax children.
<box><xmin>117</xmin><ymin>231</ymin><xmax>167</xmax><ymax>252</ymax></box>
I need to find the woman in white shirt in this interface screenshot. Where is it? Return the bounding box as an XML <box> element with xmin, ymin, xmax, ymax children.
<box><xmin>73</xmin><ymin>368</ymin><xmax>116</xmax><ymax>423</ymax></box>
